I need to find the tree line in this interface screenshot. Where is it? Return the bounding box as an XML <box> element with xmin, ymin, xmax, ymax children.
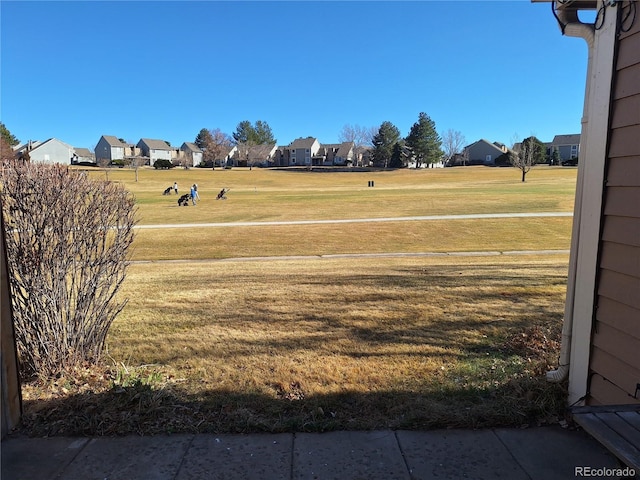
<box><xmin>193</xmin><ymin>113</ymin><xmax>459</xmax><ymax>169</ymax></box>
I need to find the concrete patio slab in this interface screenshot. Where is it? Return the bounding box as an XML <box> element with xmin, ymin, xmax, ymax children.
<box><xmin>292</xmin><ymin>430</ymin><xmax>409</xmax><ymax>480</ymax></box>
<box><xmin>494</xmin><ymin>426</ymin><xmax>623</xmax><ymax>480</ymax></box>
<box><xmin>1</xmin><ymin>436</ymin><xmax>89</xmax><ymax>480</ymax></box>
<box><xmin>175</xmin><ymin>433</ymin><xmax>292</xmax><ymax>480</ymax></box>
<box><xmin>57</xmin><ymin>434</ymin><xmax>193</xmax><ymax>480</ymax></box>
<box><xmin>396</xmin><ymin>429</ymin><xmax>529</xmax><ymax>480</ymax></box>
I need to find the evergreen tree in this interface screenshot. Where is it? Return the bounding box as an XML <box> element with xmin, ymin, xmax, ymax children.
<box><xmin>232</xmin><ymin>121</ymin><xmax>254</xmax><ymax>144</ymax></box>
<box><xmin>1</xmin><ymin>122</ymin><xmax>19</xmax><ymax>147</ymax></box>
<box><xmin>389</xmin><ymin>142</ymin><xmax>405</xmax><ymax>168</ymax></box>
<box><xmin>1</xmin><ymin>122</ymin><xmax>19</xmax><ymax>161</ymax></box>
<box><xmin>405</xmin><ymin>112</ymin><xmax>442</xmax><ymax>168</ymax></box>
<box><xmin>232</xmin><ymin>120</ymin><xmax>276</xmax><ymax>145</ymax></box>
<box><xmin>253</xmin><ymin>120</ymin><xmax>276</xmax><ymax>144</ymax></box>
<box><xmin>371</xmin><ymin>121</ymin><xmax>401</xmax><ymax>168</ymax></box>
<box><xmin>194</xmin><ymin>128</ymin><xmax>214</xmax><ymax>150</ymax></box>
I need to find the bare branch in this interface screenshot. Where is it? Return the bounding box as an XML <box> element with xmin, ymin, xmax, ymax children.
<box><xmin>0</xmin><ymin>162</ymin><xmax>137</xmax><ymax>377</ymax></box>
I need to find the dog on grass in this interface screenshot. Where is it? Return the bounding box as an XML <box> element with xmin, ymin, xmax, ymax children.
<box><xmin>163</xmin><ymin>186</ymin><xmax>173</xmax><ymax>195</ymax></box>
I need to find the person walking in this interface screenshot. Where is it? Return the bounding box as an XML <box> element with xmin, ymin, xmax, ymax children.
<box><xmin>173</xmin><ymin>182</ymin><xmax>178</xmax><ymax>195</ymax></box>
<box><xmin>190</xmin><ymin>184</ymin><xmax>200</xmax><ymax>205</ymax></box>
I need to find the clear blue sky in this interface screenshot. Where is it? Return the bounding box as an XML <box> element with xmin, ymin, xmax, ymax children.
<box><xmin>1</xmin><ymin>1</ymin><xmax>590</xmax><ymax>151</ymax></box>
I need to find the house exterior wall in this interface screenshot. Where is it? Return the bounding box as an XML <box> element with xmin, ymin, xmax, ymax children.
<box><xmin>137</xmin><ymin>140</ymin><xmax>171</xmax><ymax>165</ymax></box>
<box><xmin>150</xmin><ymin>149</ymin><xmax>172</xmax><ymax>162</ymax></box>
<box><xmin>588</xmin><ymin>15</ymin><xmax>640</xmax><ymax>406</ymax></box>
<box><xmin>288</xmin><ymin>139</ymin><xmax>319</xmax><ymax>166</ymax></box>
<box><xmin>95</xmin><ymin>137</ymin><xmax>124</xmax><ymax>161</ymax></box>
<box><xmin>465</xmin><ymin>141</ymin><xmax>504</xmax><ymax>165</ymax></box>
<box><xmin>29</xmin><ymin>140</ymin><xmax>74</xmax><ymax>164</ymax></box>
<box><xmin>558</xmin><ymin>144</ymin><xmax>579</xmax><ymax>160</ymax></box>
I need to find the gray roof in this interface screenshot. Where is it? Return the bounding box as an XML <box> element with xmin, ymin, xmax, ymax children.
<box><xmin>74</xmin><ymin>148</ymin><xmax>94</xmax><ymax>158</ymax></box>
<box><xmin>138</xmin><ymin>138</ymin><xmax>172</xmax><ymax>150</ymax></box>
<box><xmin>32</xmin><ymin>138</ymin><xmax>74</xmax><ymax>150</ymax></box>
<box><xmin>335</xmin><ymin>141</ymin><xmax>354</xmax><ymax>158</ymax></box>
<box><xmin>289</xmin><ymin>137</ymin><xmax>318</xmax><ymax>149</ymax></box>
<box><xmin>181</xmin><ymin>142</ymin><xmax>202</xmax><ymax>153</ymax></box>
<box><xmin>249</xmin><ymin>144</ymin><xmax>276</xmax><ymax>160</ymax></box>
<box><xmin>101</xmin><ymin>135</ymin><xmax>127</xmax><ymax>147</ymax></box>
<box><xmin>551</xmin><ymin>134</ymin><xmax>581</xmax><ymax>145</ymax></box>
<box><xmin>465</xmin><ymin>139</ymin><xmax>506</xmax><ymax>154</ymax></box>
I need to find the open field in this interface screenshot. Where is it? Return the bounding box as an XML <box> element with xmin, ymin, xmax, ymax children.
<box><xmin>84</xmin><ymin>165</ymin><xmax>577</xmax><ymax>260</ymax></box>
<box><xmin>19</xmin><ymin>166</ymin><xmax>576</xmax><ymax>435</ymax></box>
<box><xmin>86</xmin><ymin>165</ymin><xmax>577</xmax><ymax>225</ymax></box>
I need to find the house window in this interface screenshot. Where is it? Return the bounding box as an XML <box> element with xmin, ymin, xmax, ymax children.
<box><xmin>486</xmin><ymin>155</ymin><xmax>492</xmax><ymax>162</ymax></box>
<box><xmin>306</xmin><ymin>149</ymin><xmax>310</xmax><ymax>153</ymax></box>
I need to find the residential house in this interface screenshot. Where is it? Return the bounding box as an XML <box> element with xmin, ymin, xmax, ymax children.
<box><xmin>180</xmin><ymin>142</ymin><xmax>203</xmax><ymax>167</ymax></box>
<box><xmin>333</xmin><ymin>142</ymin><xmax>355</xmax><ymax>166</ymax></box>
<box><xmin>288</xmin><ymin>137</ymin><xmax>320</xmax><ymax>166</ymax></box>
<box><xmin>136</xmin><ymin>138</ymin><xmax>172</xmax><ymax>166</ymax></box>
<box><xmin>71</xmin><ymin>148</ymin><xmax>96</xmax><ymax>164</ymax></box>
<box><xmin>462</xmin><ymin>139</ymin><xmax>508</xmax><ymax>166</ymax></box>
<box><xmin>548</xmin><ymin>134</ymin><xmax>581</xmax><ymax>162</ymax></box>
<box><xmin>314</xmin><ymin>142</ymin><xmax>355</xmax><ymax>166</ymax></box>
<box><xmin>272</xmin><ymin>146</ymin><xmax>292</xmax><ymax>167</ymax></box>
<box><xmin>95</xmin><ymin>135</ymin><xmax>127</xmax><ymax>163</ymax></box>
<box><xmin>232</xmin><ymin>143</ymin><xmax>277</xmax><ymax>167</ymax></box>
<box><xmin>540</xmin><ymin>0</ymin><xmax>639</xmax><ymax>470</ymax></box>
<box><xmin>218</xmin><ymin>145</ymin><xmax>238</xmax><ymax>167</ymax></box>
<box><xmin>13</xmin><ymin>138</ymin><xmax>74</xmax><ymax>164</ymax></box>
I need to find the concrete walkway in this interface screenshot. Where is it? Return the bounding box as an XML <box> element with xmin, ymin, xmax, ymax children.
<box><xmin>2</xmin><ymin>426</ymin><xmax>629</xmax><ymax>480</ymax></box>
<box><xmin>134</xmin><ymin>212</ymin><xmax>573</xmax><ymax>230</ymax></box>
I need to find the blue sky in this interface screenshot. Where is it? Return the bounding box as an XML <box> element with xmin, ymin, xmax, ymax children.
<box><xmin>1</xmin><ymin>1</ymin><xmax>590</xmax><ymax>151</ymax></box>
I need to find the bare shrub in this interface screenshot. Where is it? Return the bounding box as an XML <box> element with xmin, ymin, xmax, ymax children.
<box><xmin>0</xmin><ymin>162</ymin><xmax>137</xmax><ymax>378</ymax></box>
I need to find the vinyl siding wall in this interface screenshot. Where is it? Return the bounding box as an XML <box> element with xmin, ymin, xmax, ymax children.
<box><xmin>588</xmin><ymin>15</ymin><xmax>640</xmax><ymax>406</ymax></box>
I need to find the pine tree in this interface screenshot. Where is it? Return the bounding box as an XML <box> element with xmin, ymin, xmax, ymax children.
<box><xmin>232</xmin><ymin>120</ymin><xmax>276</xmax><ymax>146</ymax></box>
<box><xmin>389</xmin><ymin>142</ymin><xmax>405</xmax><ymax>168</ymax></box>
<box><xmin>371</xmin><ymin>121</ymin><xmax>401</xmax><ymax>168</ymax></box>
<box><xmin>194</xmin><ymin>128</ymin><xmax>214</xmax><ymax>150</ymax></box>
<box><xmin>405</xmin><ymin>112</ymin><xmax>442</xmax><ymax>168</ymax></box>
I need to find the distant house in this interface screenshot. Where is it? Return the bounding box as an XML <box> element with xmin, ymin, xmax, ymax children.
<box><xmin>95</xmin><ymin>135</ymin><xmax>128</xmax><ymax>163</ymax></box>
<box><xmin>313</xmin><ymin>142</ymin><xmax>355</xmax><ymax>166</ymax></box>
<box><xmin>13</xmin><ymin>138</ymin><xmax>74</xmax><ymax>164</ymax></box>
<box><xmin>288</xmin><ymin>137</ymin><xmax>320</xmax><ymax>166</ymax></box>
<box><xmin>72</xmin><ymin>148</ymin><xmax>96</xmax><ymax>164</ymax></box>
<box><xmin>180</xmin><ymin>142</ymin><xmax>203</xmax><ymax>167</ymax></box>
<box><xmin>548</xmin><ymin>134</ymin><xmax>580</xmax><ymax>162</ymax></box>
<box><xmin>136</xmin><ymin>138</ymin><xmax>172</xmax><ymax>166</ymax></box>
<box><xmin>233</xmin><ymin>143</ymin><xmax>277</xmax><ymax>167</ymax></box>
<box><xmin>462</xmin><ymin>139</ymin><xmax>508</xmax><ymax>166</ymax></box>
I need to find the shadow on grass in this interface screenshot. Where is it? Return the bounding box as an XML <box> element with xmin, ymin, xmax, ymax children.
<box><xmin>19</xmin><ymin>374</ymin><xmax>567</xmax><ymax>437</ymax></box>
<box><xmin>18</xmin><ymin>260</ymin><xmax>568</xmax><ymax>437</ymax></box>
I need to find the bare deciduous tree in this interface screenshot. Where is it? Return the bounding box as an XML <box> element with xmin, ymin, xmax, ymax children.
<box><xmin>511</xmin><ymin>139</ymin><xmax>535</xmax><ymax>182</ymax></box>
<box><xmin>0</xmin><ymin>162</ymin><xmax>137</xmax><ymax>377</ymax></box>
<box><xmin>338</xmin><ymin>124</ymin><xmax>376</xmax><ymax>167</ymax></box>
<box><xmin>198</xmin><ymin>128</ymin><xmax>233</xmax><ymax>168</ymax></box>
<box><xmin>441</xmin><ymin>129</ymin><xmax>466</xmax><ymax>166</ymax></box>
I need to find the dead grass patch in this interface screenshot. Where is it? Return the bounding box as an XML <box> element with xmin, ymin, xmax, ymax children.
<box><xmin>20</xmin><ymin>255</ymin><xmax>568</xmax><ymax>436</ymax></box>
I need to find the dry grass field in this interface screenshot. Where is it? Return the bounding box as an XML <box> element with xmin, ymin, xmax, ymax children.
<box><xmin>20</xmin><ymin>166</ymin><xmax>577</xmax><ymax>435</ymax></box>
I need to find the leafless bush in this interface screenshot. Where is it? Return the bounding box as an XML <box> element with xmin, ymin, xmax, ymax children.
<box><xmin>0</xmin><ymin>162</ymin><xmax>137</xmax><ymax>378</ymax></box>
